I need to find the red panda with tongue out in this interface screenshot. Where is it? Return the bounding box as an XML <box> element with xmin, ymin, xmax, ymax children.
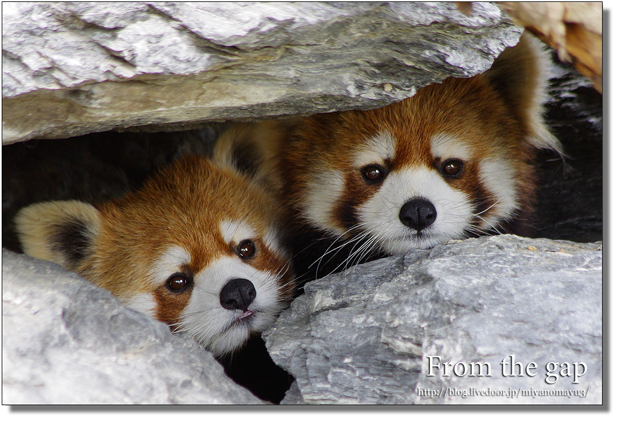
<box><xmin>14</xmin><ymin>144</ymin><xmax>296</xmax><ymax>358</ymax></box>
<box><xmin>217</xmin><ymin>33</ymin><xmax>562</xmax><ymax>281</ymax></box>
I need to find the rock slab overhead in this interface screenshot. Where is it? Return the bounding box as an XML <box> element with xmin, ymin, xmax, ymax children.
<box><xmin>2</xmin><ymin>250</ymin><xmax>263</xmax><ymax>404</ymax></box>
<box><xmin>2</xmin><ymin>1</ymin><xmax>521</xmax><ymax>144</ymax></box>
<box><xmin>264</xmin><ymin>235</ymin><xmax>602</xmax><ymax>404</ymax></box>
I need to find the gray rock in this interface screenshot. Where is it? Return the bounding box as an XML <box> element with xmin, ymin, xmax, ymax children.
<box><xmin>2</xmin><ymin>249</ymin><xmax>263</xmax><ymax>404</ymax></box>
<box><xmin>2</xmin><ymin>1</ymin><xmax>521</xmax><ymax>144</ymax></box>
<box><xmin>280</xmin><ymin>380</ymin><xmax>305</xmax><ymax>405</ymax></box>
<box><xmin>264</xmin><ymin>235</ymin><xmax>602</xmax><ymax>404</ymax></box>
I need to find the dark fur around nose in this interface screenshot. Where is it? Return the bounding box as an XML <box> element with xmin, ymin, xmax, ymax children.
<box><xmin>220</xmin><ymin>278</ymin><xmax>257</xmax><ymax>311</ymax></box>
<box><xmin>399</xmin><ymin>198</ymin><xmax>437</xmax><ymax>231</ymax></box>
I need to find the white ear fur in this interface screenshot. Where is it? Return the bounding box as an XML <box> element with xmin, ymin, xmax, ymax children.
<box><xmin>211</xmin><ymin>124</ymin><xmax>259</xmax><ymax>174</ymax></box>
<box><xmin>484</xmin><ymin>32</ymin><xmax>563</xmax><ymax>155</ymax></box>
<box><xmin>14</xmin><ymin>200</ymin><xmax>101</xmax><ymax>271</ymax></box>
<box><xmin>517</xmin><ymin>33</ymin><xmax>563</xmax><ymax>154</ymax></box>
<box><xmin>213</xmin><ymin>121</ymin><xmax>289</xmax><ymax>192</ymax></box>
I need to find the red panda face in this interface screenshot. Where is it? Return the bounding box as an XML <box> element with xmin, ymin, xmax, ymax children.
<box><xmin>15</xmin><ymin>155</ymin><xmax>295</xmax><ymax>357</ymax></box>
<box><xmin>274</xmin><ymin>34</ymin><xmax>560</xmax><ymax>258</ymax></box>
<box><xmin>281</xmin><ymin>73</ymin><xmax>547</xmax><ymax>255</ymax></box>
<box><xmin>123</xmin><ymin>218</ymin><xmax>293</xmax><ymax>357</ymax></box>
<box><xmin>343</xmin><ymin>122</ymin><xmax>524</xmax><ymax>254</ymax></box>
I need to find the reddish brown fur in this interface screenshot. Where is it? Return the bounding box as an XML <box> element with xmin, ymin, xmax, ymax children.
<box><xmin>248</xmin><ymin>36</ymin><xmax>552</xmax><ymax>237</ymax></box>
<box><xmin>74</xmin><ymin>155</ymin><xmax>294</xmax><ymax>323</ymax></box>
<box><xmin>153</xmin><ymin>283</ymin><xmax>194</xmax><ymax>326</ymax></box>
<box><xmin>273</xmin><ymin>73</ymin><xmax>536</xmax><ymax>233</ymax></box>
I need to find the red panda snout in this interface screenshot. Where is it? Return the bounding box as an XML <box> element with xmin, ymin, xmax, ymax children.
<box><xmin>220</xmin><ymin>278</ymin><xmax>257</xmax><ymax>311</ymax></box>
<box><xmin>356</xmin><ymin>160</ymin><xmax>481</xmax><ymax>253</ymax></box>
<box><xmin>146</xmin><ymin>245</ymin><xmax>291</xmax><ymax>357</ymax></box>
<box><xmin>398</xmin><ymin>198</ymin><xmax>437</xmax><ymax>231</ymax></box>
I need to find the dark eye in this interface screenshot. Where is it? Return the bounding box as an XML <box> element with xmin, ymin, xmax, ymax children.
<box><xmin>361</xmin><ymin>165</ymin><xmax>386</xmax><ymax>184</ymax></box>
<box><xmin>166</xmin><ymin>273</ymin><xmax>192</xmax><ymax>293</ymax></box>
<box><xmin>441</xmin><ymin>159</ymin><xmax>464</xmax><ymax>178</ymax></box>
<box><xmin>237</xmin><ymin>239</ymin><xmax>256</xmax><ymax>259</ymax></box>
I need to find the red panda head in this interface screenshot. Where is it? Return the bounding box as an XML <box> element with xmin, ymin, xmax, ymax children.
<box><xmin>278</xmin><ymin>33</ymin><xmax>561</xmax><ymax>255</ymax></box>
<box><xmin>15</xmin><ymin>155</ymin><xmax>295</xmax><ymax>357</ymax></box>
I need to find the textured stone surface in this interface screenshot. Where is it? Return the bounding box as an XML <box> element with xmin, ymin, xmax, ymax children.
<box><xmin>264</xmin><ymin>235</ymin><xmax>602</xmax><ymax>404</ymax></box>
<box><xmin>280</xmin><ymin>380</ymin><xmax>304</xmax><ymax>405</ymax></box>
<box><xmin>2</xmin><ymin>249</ymin><xmax>263</xmax><ymax>404</ymax></box>
<box><xmin>2</xmin><ymin>59</ymin><xmax>603</xmax><ymax>255</ymax></box>
<box><xmin>2</xmin><ymin>1</ymin><xmax>521</xmax><ymax>144</ymax></box>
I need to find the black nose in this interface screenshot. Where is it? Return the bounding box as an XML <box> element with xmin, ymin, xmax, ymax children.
<box><xmin>220</xmin><ymin>278</ymin><xmax>257</xmax><ymax>311</ymax></box>
<box><xmin>399</xmin><ymin>198</ymin><xmax>437</xmax><ymax>231</ymax></box>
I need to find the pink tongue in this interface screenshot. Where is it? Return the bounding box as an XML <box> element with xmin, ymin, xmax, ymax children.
<box><xmin>238</xmin><ymin>310</ymin><xmax>254</xmax><ymax>320</ymax></box>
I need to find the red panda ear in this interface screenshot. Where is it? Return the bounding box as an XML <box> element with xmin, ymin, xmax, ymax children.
<box><xmin>213</xmin><ymin>124</ymin><xmax>263</xmax><ymax>178</ymax></box>
<box><xmin>213</xmin><ymin>121</ymin><xmax>293</xmax><ymax>189</ymax></box>
<box><xmin>14</xmin><ymin>200</ymin><xmax>101</xmax><ymax>272</ymax></box>
<box><xmin>481</xmin><ymin>32</ymin><xmax>562</xmax><ymax>154</ymax></box>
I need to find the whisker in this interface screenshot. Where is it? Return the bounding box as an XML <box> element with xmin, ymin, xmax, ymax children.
<box><xmin>309</xmin><ymin>224</ymin><xmax>371</xmax><ymax>277</ymax></box>
<box><xmin>320</xmin><ymin>231</ymin><xmax>377</xmax><ymax>277</ymax></box>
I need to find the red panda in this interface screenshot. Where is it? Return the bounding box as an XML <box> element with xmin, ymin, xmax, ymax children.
<box><xmin>216</xmin><ymin>33</ymin><xmax>563</xmax><ymax>281</ymax></box>
<box><xmin>14</xmin><ymin>148</ymin><xmax>295</xmax><ymax>357</ymax></box>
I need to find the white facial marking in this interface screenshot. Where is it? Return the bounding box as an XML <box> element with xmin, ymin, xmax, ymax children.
<box><xmin>353</xmin><ymin>131</ymin><xmax>396</xmax><ymax>168</ymax></box>
<box><xmin>430</xmin><ymin>133</ymin><xmax>472</xmax><ymax>161</ymax></box>
<box><xmin>478</xmin><ymin>157</ymin><xmax>517</xmax><ymax>227</ymax></box>
<box><xmin>124</xmin><ymin>293</ymin><xmax>157</xmax><ymax>318</ymax></box>
<box><xmin>304</xmin><ymin>169</ymin><xmax>345</xmax><ymax>235</ymax></box>
<box><xmin>518</xmin><ymin>35</ymin><xmax>562</xmax><ymax>153</ymax></box>
<box><xmin>263</xmin><ymin>225</ymin><xmax>287</xmax><ymax>259</ymax></box>
<box><xmin>219</xmin><ymin>220</ymin><xmax>258</xmax><ymax>245</ymax></box>
<box><xmin>308</xmin><ymin>131</ymin><xmax>395</xmax><ymax>236</ymax></box>
<box><xmin>359</xmin><ymin>166</ymin><xmax>474</xmax><ymax>253</ymax></box>
<box><xmin>149</xmin><ymin>245</ymin><xmax>191</xmax><ymax>288</ymax></box>
<box><xmin>176</xmin><ymin>256</ymin><xmax>285</xmax><ymax>357</ymax></box>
